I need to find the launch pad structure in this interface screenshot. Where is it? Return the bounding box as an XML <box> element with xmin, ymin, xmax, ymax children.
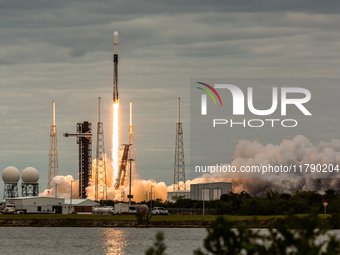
<box><xmin>174</xmin><ymin>98</ymin><xmax>186</xmax><ymax>190</ymax></box>
<box><xmin>64</xmin><ymin>121</ymin><xmax>92</xmax><ymax>199</ymax></box>
<box><xmin>114</xmin><ymin>144</ymin><xmax>131</xmax><ymax>190</ymax></box>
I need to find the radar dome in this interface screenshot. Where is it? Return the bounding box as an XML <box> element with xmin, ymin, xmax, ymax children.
<box><xmin>21</xmin><ymin>167</ymin><xmax>39</xmax><ymax>183</ymax></box>
<box><xmin>2</xmin><ymin>166</ymin><xmax>20</xmax><ymax>183</ymax></box>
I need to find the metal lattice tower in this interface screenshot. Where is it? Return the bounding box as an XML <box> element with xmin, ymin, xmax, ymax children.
<box><xmin>48</xmin><ymin>101</ymin><xmax>59</xmax><ymax>189</ymax></box>
<box><xmin>114</xmin><ymin>144</ymin><xmax>131</xmax><ymax>190</ymax></box>
<box><xmin>95</xmin><ymin>97</ymin><xmax>107</xmax><ymax>201</ymax></box>
<box><xmin>128</xmin><ymin>101</ymin><xmax>137</xmax><ymax>183</ymax></box>
<box><xmin>174</xmin><ymin>98</ymin><xmax>186</xmax><ymax>190</ymax></box>
<box><xmin>64</xmin><ymin>121</ymin><xmax>92</xmax><ymax>199</ymax></box>
<box><xmin>22</xmin><ymin>183</ymin><xmax>39</xmax><ymax>197</ymax></box>
<box><xmin>3</xmin><ymin>183</ymin><xmax>19</xmax><ymax>199</ymax></box>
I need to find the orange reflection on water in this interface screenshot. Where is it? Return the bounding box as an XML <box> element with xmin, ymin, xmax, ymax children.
<box><xmin>102</xmin><ymin>228</ymin><xmax>128</xmax><ymax>255</ymax></box>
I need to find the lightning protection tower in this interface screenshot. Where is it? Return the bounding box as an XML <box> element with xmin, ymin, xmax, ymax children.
<box><xmin>95</xmin><ymin>97</ymin><xmax>107</xmax><ymax>201</ymax></box>
<box><xmin>174</xmin><ymin>98</ymin><xmax>186</xmax><ymax>190</ymax></box>
<box><xmin>128</xmin><ymin>101</ymin><xmax>137</xmax><ymax>182</ymax></box>
<box><xmin>48</xmin><ymin>101</ymin><xmax>59</xmax><ymax>189</ymax></box>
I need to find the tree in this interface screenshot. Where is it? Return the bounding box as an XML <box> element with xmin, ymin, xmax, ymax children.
<box><xmin>146</xmin><ymin>213</ymin><xmax>340</xmax><ymax>255</ymax></box>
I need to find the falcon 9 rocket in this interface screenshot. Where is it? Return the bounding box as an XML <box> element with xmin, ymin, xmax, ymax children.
<box><xmin>112</xmin><ymin>31</ymin><xmax>119</xmax><ymax>185</ymax></box>
<box><xmin>113</xmin><ymin>31</ymin><xmax>119</xmax><ymax>102</ymax></box>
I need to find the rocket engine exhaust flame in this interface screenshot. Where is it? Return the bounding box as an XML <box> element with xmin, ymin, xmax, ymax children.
<box><xmin>112</xmin><ymin>102</ymin><xmax>119</xmax><ymax>187</ymax></box>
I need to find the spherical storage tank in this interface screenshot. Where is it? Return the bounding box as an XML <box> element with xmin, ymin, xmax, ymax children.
<box><xmin>2</xmin><ymin>166</ymin><xmax>20</xmax><ymax>183</ymax></box>
<box><xmin>21</xmin><ymin>167</ymin><xmax>39</xmax><ymax>183</ymax></box>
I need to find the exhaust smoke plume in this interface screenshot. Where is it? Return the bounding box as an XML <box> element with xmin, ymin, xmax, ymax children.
<box><xmin>40</xmin><ymin>135</ymin><xmax>340</xmax><ymax>200</ymax></box>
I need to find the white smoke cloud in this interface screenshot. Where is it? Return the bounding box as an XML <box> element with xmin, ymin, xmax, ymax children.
<box><xmin>39</xmin><ymin>175</ymin><xmax>78</xmax><ymax>199</ymax></box>
<box><xmin>39</xmin><ymin>135</ymin><xmax>340</xmax><ymax>200</ymax></box>
<box><xmin>190</xmin><ymin>135</ymin><xmax>340</xmax><ymax>196</ymax></box>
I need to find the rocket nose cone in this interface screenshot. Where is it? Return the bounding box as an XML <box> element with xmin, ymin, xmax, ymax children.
<box><xmin>113</xmin><ymin>31</ymin><xmax>119</xmax><ymax>45</ymax></box>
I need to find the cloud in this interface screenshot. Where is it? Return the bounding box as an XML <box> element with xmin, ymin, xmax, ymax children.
<box><xmin>1</xmin><ymin>1</ymin><xmax>340</xmax><ymax>193</ymax></box>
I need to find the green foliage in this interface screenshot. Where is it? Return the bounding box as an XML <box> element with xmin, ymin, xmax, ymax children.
<box><xmin>280</xmin><ymin>193</ymin><xmax>292</xmax><ymax>201</ymax></box>
<box><xmin>147</xmin><ymin>213</ymin><xmax>340</xmax><ymax>255</ymax></box>
<box><xmin>135</xmin><ymin>211</ymin><xmax>152</xmax><ymax>225</ymax></box>
<box><xmin>145</xmin><ymin>231</ymin><xmax>167</xmax><ymax>255</ymax></box>
<box><xmin>140</xmin><ymin>189</ymin><xmax>340</xmax><ymax>216</ymax></box>
<box><xmin>194</xmin><ymin>216</ymin><xmax>264</xmax><ymax>255</ymax></box>
<box><xmin>328</xmin><ymin>213</ymin><xmax>340</xmax><ymax>229</ymax></box>
<box><xmin>171</xmin><ymin>195</ymin><xmax>185</xmax><ymax>202</ymax></box>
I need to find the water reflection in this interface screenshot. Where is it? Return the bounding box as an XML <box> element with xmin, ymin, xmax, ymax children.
<box><xmin>102</xmin><ymin>229</ymin><xmax>129</xmax><ymax>255</ymax></box>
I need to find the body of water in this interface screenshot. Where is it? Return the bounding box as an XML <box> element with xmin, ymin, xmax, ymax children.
<box><xmin>2</xmin><ymin>227</ymin><xmax>340</xmax><ymax>254</ymax></box>
<box><xmin>0</xmin><ymin>227</ymin><xmax>207</xmax><ymax>254</ymax></box>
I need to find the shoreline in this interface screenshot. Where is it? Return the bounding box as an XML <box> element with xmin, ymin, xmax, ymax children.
<box><xmin>0</xmin><ymin>214</ymin><xmax>332</xmax><ymax>228</ymax></box>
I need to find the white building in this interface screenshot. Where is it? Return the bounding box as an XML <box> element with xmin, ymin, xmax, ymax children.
<box><xmin>5</xmin><ymin>197</ymin><xmax>68</xmax><ymax>214</ymax></box>
<box><xmin>65</xmin><ymin>199</ymin><xmax>100</xmax><ymax>213</ymax></box>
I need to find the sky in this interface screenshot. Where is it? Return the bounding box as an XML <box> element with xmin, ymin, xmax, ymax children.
<box><xmin>1</xmin><ymin>1</ymin><xmax>340</xmax><ymax>195</ymax></box>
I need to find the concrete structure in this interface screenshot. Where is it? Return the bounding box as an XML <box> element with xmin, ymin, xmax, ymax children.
<box><xmin>65</xmin><ymin>199</ymin><xmax>100</xmax><ymax>213</ymax></box>
<box><xmin>190</xmin><ymin>182</ymin><xmax>232</xmax><ymax>201</ymax></box>
<box><xmin>167</xmin><ymin>190</ymin><xmax>191</xmax><ymax>203</ymax></box>
<box><xmin>5</xmin><ymin>197</ymin><xmax>68</xmax><ymax>214</ymax></box>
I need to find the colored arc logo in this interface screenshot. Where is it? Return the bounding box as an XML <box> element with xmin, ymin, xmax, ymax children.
<box><xmin>196</xmin><ymin>82</ymin><xmax>223</xmax><ymax>106</ymax></box>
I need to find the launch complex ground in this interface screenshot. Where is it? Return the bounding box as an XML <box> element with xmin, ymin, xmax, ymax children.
<box><xmin>0</xmin><ymin>213</ymin><xmax>332</xmax><ymax>228</ymax></box>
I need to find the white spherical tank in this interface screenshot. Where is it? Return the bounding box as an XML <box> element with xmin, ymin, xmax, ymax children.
<box><xmin>2</xmin><ymin>166</ymin><xmax>20</xmax><ymax>183</ymax></box>
<box><xmin>21</xmin><ymin>167</ymin><xmax>39</xmax><ymax>183</ymax></box>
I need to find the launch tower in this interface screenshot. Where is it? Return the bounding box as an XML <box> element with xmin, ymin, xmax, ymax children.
<box><xmin>64</xmin><ymin>121</ymin><xmax>92</xmax><ymax>198</ymax></box>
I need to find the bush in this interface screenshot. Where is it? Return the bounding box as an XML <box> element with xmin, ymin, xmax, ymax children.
<box><xmin>146</xmin><ymin>212</ymin><xmax>340</xmax><ymax>255</ymax></box>
<box><xmin>135</xmin><ymin>211</ymin><xmax>152</xmax><ymax>226</ymax></box>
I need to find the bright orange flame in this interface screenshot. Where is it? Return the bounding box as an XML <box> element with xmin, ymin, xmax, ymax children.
<box><xmin>112</xmin><ymin>101</ymin><xmax>119</xmax><ymax>185</ymax></box>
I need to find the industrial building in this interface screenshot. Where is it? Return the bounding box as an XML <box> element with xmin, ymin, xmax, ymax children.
<box><xmin>4</xmin><ymin>197</ymin><xmax>100</xmax><ymax>214</ymax></box>
<box><xmin>167</xmin><ymin>190</ymin><xmax>191</xmax><ymax>203</ymax></box>
<box><xmin>65</xmin><ymin>199</ymin><xmax>100</xmax><ymax>213</ymax></box>
<box><xmin>190</xmin><ymin>182</ymin><xmax>232</xmax><ymax>201</ymax></box>
<box><xmin>167</xmin><ymin>182</ymin><xmax>232</xmax><ymax>202</ymax></box>
<box><xmin>5</xmin><ymin>197</ymin><xmax>68</xmax><ymax>214</ymax></box>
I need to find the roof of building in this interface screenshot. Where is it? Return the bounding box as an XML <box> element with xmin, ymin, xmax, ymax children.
<box><xmin>190</xmin><ymin>182</ymin><xmax>232</xmax><ymax>186</ymax></box>
<box><xmin>6</xmin><ymin>196</ymin><xmax>64</xmax><ymax>200</ymax></box>
<box><xmin>168</xmin><ymin>190</ymin><xmax>191</xmax><ymax>193</ymax></box>
<box><xmin>64</xmin><ymin>199</ymin><xmax>100</xmax><ymax>206</ymax></box>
